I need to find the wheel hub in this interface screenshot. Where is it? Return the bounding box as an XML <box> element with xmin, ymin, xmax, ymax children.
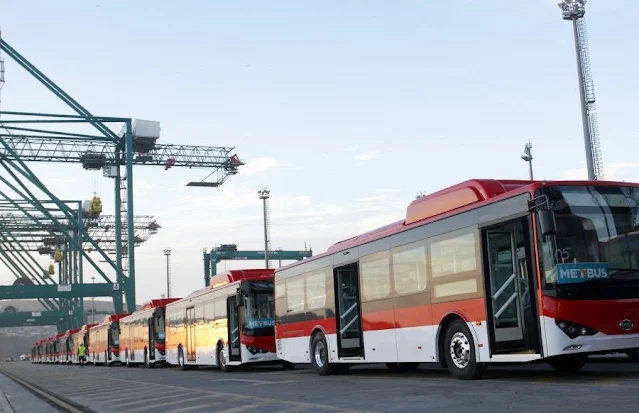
<box><xmin>314</xmin><ymin>341</ymin><xmax>326</xmax><ymax>368</ymax></box>
<box><xmin>449</xmin><ymin>332</ymin><xmax>471</xmax><ymax>369</ymax></box>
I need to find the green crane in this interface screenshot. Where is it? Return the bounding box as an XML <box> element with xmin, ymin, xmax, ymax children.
<box><xmin>0</xmin><ymin>35</ymin><xmax>243</xmax><ymax>331</ymax></box>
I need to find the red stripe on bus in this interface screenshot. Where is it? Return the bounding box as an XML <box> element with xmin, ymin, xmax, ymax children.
<box><xmin>276</xmin><ymin>298</ymin><xmax>487</xmax><ymax>338</ymax></box>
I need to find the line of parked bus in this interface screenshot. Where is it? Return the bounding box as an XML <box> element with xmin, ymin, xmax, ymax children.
<box><xmin>30</xmin><ymin>179</ymin><xmax>639</xmax><ymax>379</ymax></box>
<box><xmin>31</xmin><ymin>269</ymin><xmax>288</xmax><ymax>371</ymax></box>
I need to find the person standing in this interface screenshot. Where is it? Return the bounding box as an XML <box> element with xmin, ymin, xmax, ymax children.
<box><xmin>77</xmin><ymin>343</ymin><xmax>87</xmax><ymax>367</ymax></box>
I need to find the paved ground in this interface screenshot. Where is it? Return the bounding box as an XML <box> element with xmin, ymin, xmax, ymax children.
<box><xmin>1</xmin><ymin>356</ymin><xmax>639</xmax><ymax>412</ymax></box>
<box><xmin>0</xmin><ymin>371</ymin><xmax>61</xmax><ymax>412</ymax></box>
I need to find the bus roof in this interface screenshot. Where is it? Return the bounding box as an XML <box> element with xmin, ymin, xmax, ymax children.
<box><xmin>101</xmin><ymin>313</ymin><xmax>130</xmax><ymax>324</ymax></box>
<box><xmin>63</xmin><ymin>328</ymin><xmax>81</xmax><ymax>337</ymax></box>
<box><xmin>281</xmin><ymin>178</ymin><xmax>639</xmax><ymax>271</ymax></box>
<box><xmin>79</xmin><ymin>323</ymin><xmax>97</xmax><ymax>332</ymax></box>
<box><xmin>209</xmin><ymin>269</ymin><xmax>274</xmax><ymax>288</ymax></box>
<box><xmin>140</xmin><ymin>298</ymin><xmax>181</xmax><ymax>311</ymax></box>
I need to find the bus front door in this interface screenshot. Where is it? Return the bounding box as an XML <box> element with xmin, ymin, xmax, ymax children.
<box><xmin>334</xmin><ymin>262</ymin><xmax>364</xmax><ymax>358</ymax></box>
<box><xmin>186</xmin><ymin>307</ymin><xmax>196</xmax><ymax>361</ymax></box>
<box><xmin>227</xmin><ymin>296</ymin><xmax>241</xmax><ymax>362</ymax></box>
<box><xmin>484</xmin><ymin>218</ymin><xmax>539</xmax><ymax>354</ymax></box>
<box><xmin>148</xmin><ymin>318</ymin><xmax>156</xmax><ymax>361</ymax></box>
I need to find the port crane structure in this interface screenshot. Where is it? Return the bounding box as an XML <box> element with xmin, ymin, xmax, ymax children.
<box><xmin>0</xmin><ymin>35</ymin><xmax>243</xmax><ymax>331</ymax></box>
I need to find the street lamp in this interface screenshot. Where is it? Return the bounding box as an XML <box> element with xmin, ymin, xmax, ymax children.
<box><xmin>91</xmin><ymin>276</ymin><xmax>95</xmax><ymax>324</ymax></box>
<box><xmin>258</xmin><ymin>189</ymin><xmax>271</xmax><ymax>268</ymax></box>
<box><xmin>163</xmin><ymin>248</ymin><xmax>171</xmax><ymax>298</ymax></box>
<box><xmin>521</xmin><ymin>141</ymin><xmax>534</xmax><ymax>180</ymax></box>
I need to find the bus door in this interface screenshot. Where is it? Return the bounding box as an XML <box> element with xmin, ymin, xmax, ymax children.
<box><xmin>148</xmin><ymin>318</ymin><xmax>156</xmax><ymax>361</ymax></box>
<box><xmin>107</xmin><ymin>326</ymin><xmax>112</xmax><ymax>361</ymax></box>
<box><xmin>186</xmin><ymin>307</ymin><xmax>196</xmax><ymax>361</ymax></box>
<box><xmin>227</xmin><ymin>296</ymin><xmax>241</xmax><ymax>362</ymax></box>
<box><xmin>334</xmin><ymin>262</ymin><xmax>364</xmax><ymax>358</ymax></box>
<box><xmin>483</xmin><ymin>218</ymin><xmax>539</xmax><ymax>354</ymax></box>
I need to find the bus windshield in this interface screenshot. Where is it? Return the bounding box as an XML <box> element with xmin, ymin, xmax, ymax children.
<box><xmin>243</xmin><ymin>280</ymin><xmax>275</xmax><ymax>333</ymax></box>
<box><xmin>536</xmin><ymin>184</ymin><xmax>639</xmax><ymax>299</ymax></box>
<box><xmin>154</xmin><ymin>310</ymin><xmax>166</xmax><ymax>342</ymax></box>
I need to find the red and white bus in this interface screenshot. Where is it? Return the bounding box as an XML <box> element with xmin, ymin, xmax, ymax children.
<box><xmin>274</xmin><ymin>179</ymin><xmax>639</xmax><ymax>379</ymax></box>
<box><xmin>31</xmin><ymin>339</ymin><xmax>45</xmax><ymax>363</ymax></box>
<box><xmin>165</xmin><ymin>269</ymin><xmax>287</xmax><ymax>371</ymax></box>
<box><xmin>119</xmin><ymin>298</ymin><xmax>180</xmax><ymax>367</ymax></box>
<box><xmin>70</xmin><ymin>323</ymin><xmax>96</xmax><ymax>365</ymax></box>
<box><xmin>59</xmin><ymin>328</ymin><xmax>81</xmax><ymax>364</ymax></box>
<box><xmin>88</xmin><ymin>313</ymin><xmax>129</xmax><ymax>366</ymax></box>
<box><xmin>46</xmin><ymin>333</ymin><xmax>64</xmax><ymax>363</ymax></box>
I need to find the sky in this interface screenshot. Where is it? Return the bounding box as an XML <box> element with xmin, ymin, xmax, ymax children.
<box><xmin>0</xmin><ymin>0</ymin><xmax>638</xmax><ymax>306</ymax></box>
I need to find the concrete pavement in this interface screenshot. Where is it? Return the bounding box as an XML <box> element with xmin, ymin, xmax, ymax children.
<box><xmin>0</xmin><ymin>368</ymin><xmax>59</xmax><ymax>412</ymax></box>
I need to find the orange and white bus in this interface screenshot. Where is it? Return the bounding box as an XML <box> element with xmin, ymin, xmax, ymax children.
<box><xmin>88</xmin><ymin>313</ymin><xmax>129</xmax><ymax>366</ymax></box>
<box><xmin>32</xmin><ymin>338</ymin><xmax>47</xmax><ymax>363</ymax></box>
<box><xmin>70</xmin><ymin>323</ymin><xmax>96</xmax><ymax>365</ymax></box>
<box><xmin>59</xmin><ymin>328</ymin><xmax>80</xmax><ymax>364</ymax></box>
<box><xmin>46</xmin><ymin>333</ymin><xmax>64</xmax><ymax>363</ymax></box>
<box><xmin>165</xmin><ymin>269</ymin><xmax>287</xmax><ymax>371</ymax></box>
<box><xmin>274</xmin><ymin>179</ymin><xmax>639</xmax><ymax>379</ymax></box>
<box><xmin>119</xmin><ymin>298</ymin><xmax>180</xmax><ymax>367</ymax></box>
<box><xmin>30</xmin><ymin>341</ymin><xmax>40</xmax><ymax>363</ymax></box>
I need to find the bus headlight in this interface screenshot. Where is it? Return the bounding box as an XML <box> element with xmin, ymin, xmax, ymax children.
<box><xmin>247</xmin><ymin>346</ymin><xmax>266</xmax><ymax>355</ymax></box>
<box><xmin>555</xmin><ymin>319</ymin><xmax>598</xmax><ymax>339</ymax></box>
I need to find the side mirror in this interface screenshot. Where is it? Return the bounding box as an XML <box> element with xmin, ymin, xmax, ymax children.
<box><xmin>236</xmin><ymin>289</ymin><xmax>244</xmax><ymax>306</ymax></box>
<box><xmin>539</xmin><ymin>209</ymin><xmax>557</xmax><ymax>236</ymax></box>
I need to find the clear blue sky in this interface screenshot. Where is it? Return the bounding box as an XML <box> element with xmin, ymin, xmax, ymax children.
<box><xmin>1</xmin><ymin>0</ymin><xmax>638</xmax><ymax>304</ymax></box>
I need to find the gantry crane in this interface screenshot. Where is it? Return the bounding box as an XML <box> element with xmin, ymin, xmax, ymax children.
<box><xmin>0</xmin><ymin>207</ymin><xmax>160</xmax><ymax>329</ymax></box>
<box><xmin>0</xmin><ymin>35</ymin><xmax>243</xmax><ymax>330</ymax></box>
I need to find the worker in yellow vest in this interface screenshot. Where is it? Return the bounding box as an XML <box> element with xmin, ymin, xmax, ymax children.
<box><xmin>77</xmin><ymin>343</ymin><xmax>87</xmax><ymax>367</ymax></box>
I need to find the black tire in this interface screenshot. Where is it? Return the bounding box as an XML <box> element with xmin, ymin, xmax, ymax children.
<box><xmin>178</xmin><ymin>346</ymin><xmax>188</xmax><ymax>370</ymax></box>
<box><xmin>310</xmin><ymin>333</ymin><xmax>336</xmax><ymax>376</ymax></box>
<box><xmin>443</xmin><ymin>320</ymin><xmax>486</xmax><ymax>380</ymax></box>
<box><xmin>218</xmin><ymin>343</ymin><xmax>230</xmax><ymax>372</ymax></box>
<box><xmin>626</xmin><ymin>350</ymin><xmax>639</xmax><ymax>362</ymax></box>
<box><xmin>385</xmin><ymin>362</ymin><xmax>420</xmax><ymax>372</ymax></box>
<box><xmin>548</xmin><ymin>354</ymin><xmax>587</xmax><ymax>373</ymax></box>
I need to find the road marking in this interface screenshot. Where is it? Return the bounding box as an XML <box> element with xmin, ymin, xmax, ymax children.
<box><xmin>125</xmin><ymin>393</ymin><xmax>225</xmax><ymax>411</ymax></box>
<box><xmin>1</xmin><ymin>369</ymin><xmax>367</xmax><ymax>412</ymax></box>
<box><xmin>89</xmin><ymin>386</ymin><xmax>170</xmax><ymax>401</ymax></box>
<box><xmin>215</xmin><ymin>400</ymin><xmax>273</xmax><ymax>412</ymax></box>
<box><xmin>166</xmin><ymin>401</ymin><xmax>225</xmax><ymax>413</ymax></box>
<box><xmin>212</xmin><ymin>378</ymin><xmax>299</xmax><ymax>385</ymax></box>
<box><xmin>274</xmin><ymin>406</ymin><xmax>313</xmax><ymax>413</ymax></box>
<box><xmin>112</xmin><ymin>391</ymin><xmax>194</xmax><ymax>408</ymax></box>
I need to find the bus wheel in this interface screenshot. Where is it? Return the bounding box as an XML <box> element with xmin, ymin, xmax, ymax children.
<box><xmin>178</xmin><ymin>346</ymin><xmax>188</xmax><ymax>370</ymax></box>
<box><xmin>444</xmin><ymin>320</ymin><xmax>485</xmax><ymax>380</ymax></box>
<box><xmin>217</xmin><ymin>344</ymin><xmax>230</xmax><ymax>372</ymax></box>
<box><xmin>311</xmin><ymin>333</ymin><xmax>335</xmax><ymax>376</ymax></box>
<box><xmin>547</xmin><ymin>354</ymin><xmax>587</xmax><ymax>373</ymax></box>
